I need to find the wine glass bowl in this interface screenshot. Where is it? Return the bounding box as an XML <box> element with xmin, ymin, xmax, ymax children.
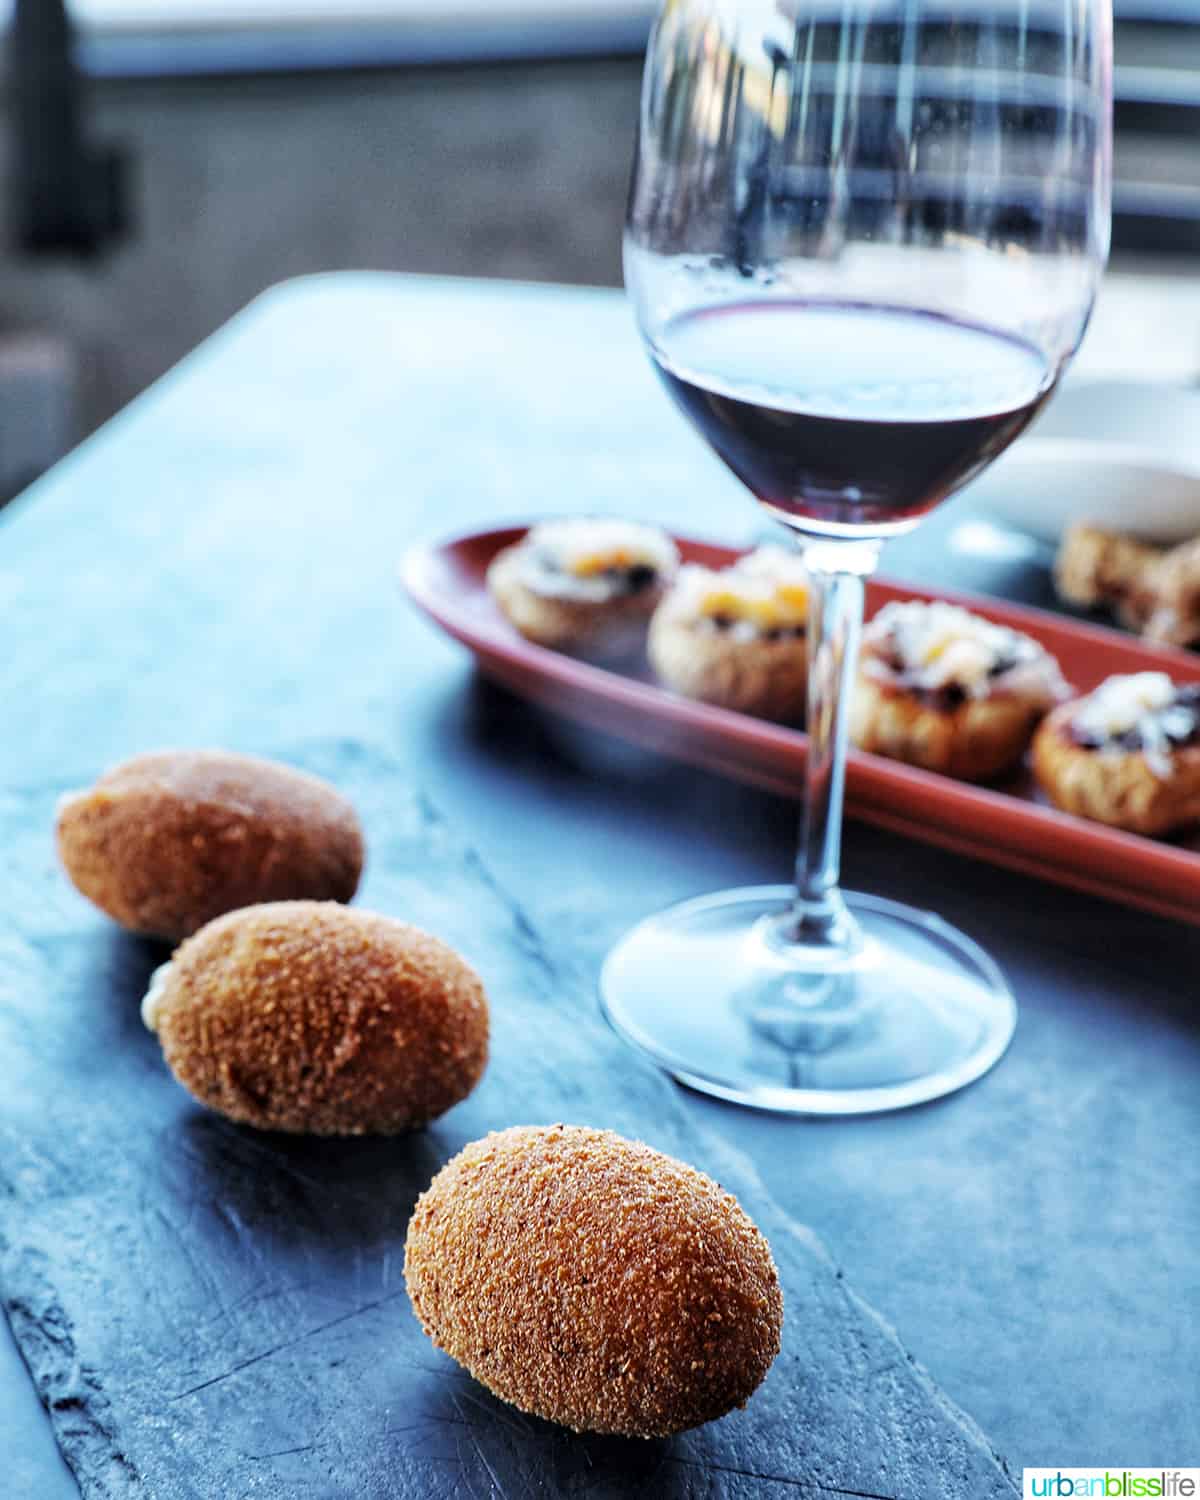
<box><xmin>602</xmin><ymin>0</ymin><xmax>1112</xmax><ymax>1113</ymax></box>
<box><xmin>625</xmin><ymin>0</ymin><xmax>1110</xmax><ymax>537</ymax></box>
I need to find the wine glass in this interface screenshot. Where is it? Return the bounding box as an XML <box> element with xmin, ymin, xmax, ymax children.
<box><xmin>602</xmin><ymin>0</ymin><xmax>1111</xmax><ymax>1112</ymax></box>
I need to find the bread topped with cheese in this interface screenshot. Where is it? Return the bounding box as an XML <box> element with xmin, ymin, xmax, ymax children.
<box><xmin>852</xmin><ymin>599</ymin><xmax>1068</xmax><ymax>780</ymax></box>
<box><xmin>487</xmin><ymin>518</ymin><xmax>679</xmax><ymax>655</ymax></box>
<box><xmin>648</xmin><ymin>546</ymin><xmax>811</xmax><ymax>722</ymax></box>
<box><xmin>1033</xmin><ymin>672</ymin><xmax>1200</xmax><ymax>834</ymax></box>
<box><xmin>1055</xmin><ymin>523</ymin><xmax>1200</xmax><ymax>649</ymax></box>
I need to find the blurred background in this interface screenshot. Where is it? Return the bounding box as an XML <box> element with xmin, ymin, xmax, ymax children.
<box><xmin>0</xmin><ymin>0</ymin><xmax>1197</xmax><ymax>499</ymax></box>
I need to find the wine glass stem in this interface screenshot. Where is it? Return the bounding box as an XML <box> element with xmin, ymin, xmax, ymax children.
<box><xmin>781</xmin><ymin>537</ymin><xmax>881</xmax><ymax>953</ymax></box>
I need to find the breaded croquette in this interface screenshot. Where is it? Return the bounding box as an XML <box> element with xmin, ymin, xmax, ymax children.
<box><xmin>57</xmin><ymin>750</ymin><xmax>364</xmax><ymax>942</ymax></box>
<box><xmin>142</xmin><ymin>902</ymin><xmax>488</xmax><ymax>1135</ymax></box>
<box><xmin>404</xmin><ymin>1124</ymin><xmax>782</xmax><ymax>1437</ymax></box>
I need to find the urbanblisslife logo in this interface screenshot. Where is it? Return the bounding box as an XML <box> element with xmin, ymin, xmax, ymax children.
<box><xmin>1024</xmin><ymin>1473</ymin><xmax>1199</xmax><ymax>1498</ymax></box>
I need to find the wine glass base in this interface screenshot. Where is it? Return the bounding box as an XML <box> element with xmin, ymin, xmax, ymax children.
<box><xmin>600</xmin><ymin>886</ymin><xmax>1015</xmax><ymax>1116</ymax></box>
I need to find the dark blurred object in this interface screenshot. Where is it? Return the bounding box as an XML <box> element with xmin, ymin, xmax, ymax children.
<box><xmin>9</xmin><ymin>0</ymin><xmax>129</xmax><ymax>255</ymax></box>
<box><xmin>0</xmin><ymin>333</ymin><xmax>77</xmax><ymax>504</ymax></box>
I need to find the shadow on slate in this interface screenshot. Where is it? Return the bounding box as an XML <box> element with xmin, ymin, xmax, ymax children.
<box><xmin>0</xmin><ymin>743</ymin><xmax>1018</xmax><ymax>1500</ymax></box>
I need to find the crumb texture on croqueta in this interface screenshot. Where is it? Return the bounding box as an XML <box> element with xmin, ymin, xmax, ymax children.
<box><xmin>56</xmin><ymin>750</ymin><xmax>364</xmax><ymax>941</ymax></box>
<box><xmin>403</xmin><ymin>1124</ymin><xmax>782</xmax><ymax>1437</ymax></box>
<box><xmin>148</xmin><ymin>902</ymin><xmax>488</xmax><ymax>1135</ymax></box>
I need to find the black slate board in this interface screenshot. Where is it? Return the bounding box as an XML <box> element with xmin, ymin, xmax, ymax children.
<box><xmin>0</xmin><ymin>742</ymin><xmax>1017</xmax><ymax>1499</ymax></box>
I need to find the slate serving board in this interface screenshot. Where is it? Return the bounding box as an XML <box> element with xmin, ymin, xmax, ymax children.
<box><xmin>0</xmin><ymin>741</ymin><xmax>1017</xmax><ymax>1499</ymax></box>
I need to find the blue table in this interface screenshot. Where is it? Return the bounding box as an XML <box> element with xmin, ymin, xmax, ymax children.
<box><xmin>2</xmin><ymin>275</ymin><xmax>1195</xmax><ymax>1494</ymax></box>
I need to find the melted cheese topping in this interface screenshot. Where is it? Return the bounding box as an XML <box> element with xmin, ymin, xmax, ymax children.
<box><xmin>867</xmin><ymin>600</ymin><xmax>1064</xmax><ymax>704</ymax></box>
<box><xmin>1070</xmin><ymin>673</ymin><xmax>1200</xmax><ymax>778</ymax></box>
<box><xmin>1072</xmin><ymin>672</ymin><xmax>1175</xmax><ymax>740</ymax></box>
<box><xmin>520</xmin><ymin>518</ymin><xmax>678</xmax><ymax>601</ymax></box>
<box><xmin>669</xmin><ymin>553</ymin><xmax>810</xmax><ymax>635</ymax></box>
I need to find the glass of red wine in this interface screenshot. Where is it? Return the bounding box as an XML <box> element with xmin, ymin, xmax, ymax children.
<box><xmin>603</xmin><ymin>0</ymin><xmax>1111</xmax><ymax>1112</ymax></box>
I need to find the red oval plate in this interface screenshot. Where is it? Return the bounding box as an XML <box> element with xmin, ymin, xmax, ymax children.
<box><xmin>402</xmin><ymin>526</ymin><xmax>1200</xmax><ymax>927</ymax></box>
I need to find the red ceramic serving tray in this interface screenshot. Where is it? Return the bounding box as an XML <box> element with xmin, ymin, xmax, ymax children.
<box><xmin>402</xmin><ymin>526</ymin><xmax>1200</xmax><ymax>927</ymax></box>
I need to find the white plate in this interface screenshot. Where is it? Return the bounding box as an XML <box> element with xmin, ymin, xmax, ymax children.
<box><xmin>964</xmin><ymin>380</ymin><xmax>1200</xmax><ymax>545</ymax></box>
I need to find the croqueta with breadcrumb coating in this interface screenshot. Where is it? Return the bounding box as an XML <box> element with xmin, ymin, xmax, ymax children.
<box><xmin>404</xmin><ymin>1124</ymin><xmax>782</xmax><ymax>1437</ymax></box>
<box><xmin>142</xmin><ymin>902</ymin><xmax>488</xmax><ymax>1135</ymax></box>
<box><xmin>57</xmin><ymin>750</ymin><xmax>364</xmax><ymax>941</ymax></box>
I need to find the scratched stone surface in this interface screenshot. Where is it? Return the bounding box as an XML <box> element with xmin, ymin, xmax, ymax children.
<box><xmin>0</xmin><ymin>744</ymin><xmax>1018</xmax><ymax>1499</ymax></box>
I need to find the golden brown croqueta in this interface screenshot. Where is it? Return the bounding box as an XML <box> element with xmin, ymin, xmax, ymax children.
<box><xmin>143</xmin><ymin>902</ymin><xmax>488</xmax><ymax>1134</ymax></box>
<box><xmin>56</xmin><ymin>749</ymin><xmax>364</xmax><ymax>942</ymax></box>
<box><xmin>404</xmin><ymin>1124</ymin><xmax>782</xmax><ymax>1437</ymax></box>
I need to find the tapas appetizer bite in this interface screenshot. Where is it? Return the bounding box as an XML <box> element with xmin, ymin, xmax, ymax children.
<box><xmin>143</xmin><ymin>902</ymin><xmax>489</xmax><ymax>1135</ymax></box>
<box><xmin>56</xmin><ymin>750</ymin><xmax>364</xmax><ymax>942</ymax></box>
<box><xmin>404</xmin><ymin>1124</ymin><xmax>782</xmax><ymax>1438</ymax></box>
<box><xmin>1033</xmin><ymin>672</ymin><xmax>1200</xmax><ymax>835</ymax></box>
<box><xmin>1056</xmin><ymin>522</ymin><xmax>1200</xmax><ymax>649</ymax></box>
<box><xmin>852</xmin><ymin>600</ymin><xmax>1069</xmax><ymax>781</ymax></box>
<box><xmin>1143</xmin><ymin>537</ymin><xmax>1200</xmax><ymax>649</ymax></box>
<box><xmin>487</xmin><ymin>517</ymin><xmax>678</xmax><ymax>654</ymax></box>
<box><xmin>648</xmin><ymin>546</ymin><xmax>810</xmax><ymax>721</ymax></box>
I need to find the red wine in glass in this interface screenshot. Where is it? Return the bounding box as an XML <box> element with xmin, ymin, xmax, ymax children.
<box><xmin>606</xmin><ymin>0</ymin><xmax>1109</xmax><ymax>1115</ymax></box>
<box><xmin>651</xmin><ymin>300</ymin><xmax>1053</xmax><ymax>536</ymax></box>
